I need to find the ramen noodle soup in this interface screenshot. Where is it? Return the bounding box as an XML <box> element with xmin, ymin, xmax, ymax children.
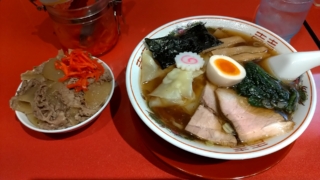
<box><xmin>140</xmin><ymin>23</ymin><xmax>307</xmax><ymax>147</ymax></box>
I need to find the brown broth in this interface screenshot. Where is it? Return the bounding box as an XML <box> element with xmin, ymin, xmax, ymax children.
<box><xmin>141</xmin><ymin>27</ymin><xmax>281</xmax><ymax>145</ymax></box>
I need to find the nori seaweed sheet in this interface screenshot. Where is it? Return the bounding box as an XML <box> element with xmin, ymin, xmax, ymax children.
<box><xmin>144</xmin><ymin>23</ymin><xmax>223</xmax><ymax>69</ymax></box>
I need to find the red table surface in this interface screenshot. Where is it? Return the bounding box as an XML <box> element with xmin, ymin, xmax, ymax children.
<box><xmin>307</xmin><ymin>4</ymin><xmax>320</xmax><ymax>40</ymax></box>
<box><xmin>1</xmin><ymin>0</ymin><xmax>320</xmax><ymax>179</ymax></box>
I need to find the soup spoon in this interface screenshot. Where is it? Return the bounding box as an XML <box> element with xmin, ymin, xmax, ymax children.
<box><xmin>264</xmin><ymin>51</ymin><xmax>320</xmax><ymax>81</ymax></box>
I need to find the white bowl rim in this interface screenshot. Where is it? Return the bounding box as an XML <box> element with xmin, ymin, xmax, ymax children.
<box><xmin>126</xmin><ymin>15</ymin><xmax>317</xmax><ymax>160</ymax></box>
<box><xmin>15</xmin><ymin>59</ymin><xmax>115</xmax><ymax>134</ymax></box>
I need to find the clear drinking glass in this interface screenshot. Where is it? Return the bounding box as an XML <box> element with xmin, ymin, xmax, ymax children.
<box><xmin>255</xmin><ymin>0</ymin><xmax>314</xmax><ymax>42</ymax></box>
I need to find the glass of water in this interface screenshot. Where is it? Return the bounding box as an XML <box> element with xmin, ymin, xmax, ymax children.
<box><xmin>255</xmin><ymin>0</ymin><xmax>314</xmax><ymax>43</ymax></box>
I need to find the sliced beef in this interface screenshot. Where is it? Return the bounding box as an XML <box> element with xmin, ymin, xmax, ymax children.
<box><xmin>33</xmin><ymin>83</ymin><xmax>68</xmax><ymax>128</ymax></box>
<box><xmin>65</xmin><ymin>70</ymin><xmax>112</xmax><ymax>88</ymax></box>
<box><xmin>216</xmin><ymin>88</ymin><xmax>294</xmax><ymax>144</ymax></box>
<box><xmin>185</xmin><ymin>104</ymin><xmax>237</xmax><ymax>147</ymax></box>
<box><xmin>16</xmin><ymin>78</ymin><xmax>41</xmax><ymax>96</ymax></box>
<box><xmin>52</xmin><ymin>81</ymin><xmax>82</xmax><ymax>108</ymax></box>
<box><xmin>11</xmin><ymin>77</ymin><xmax>102</xmax><ymax>130</ymax></box>
<box><xmin>10</xmin><ymin>56</ymin><xmax>112</xmax><ymax>130</ymax></box>
<box><xmin>98</xmin><ymin>69</ymin><xmax>113</xmax><ymax>83</ymax></box>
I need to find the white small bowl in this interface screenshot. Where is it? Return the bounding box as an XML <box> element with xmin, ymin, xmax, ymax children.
<box><xmin>15</xmin><ymin>59</ymin><xmax>115</xmax><ymax>133</ymax></box>
<box><xmin>126</xmin><ymin>16</ymin><xmax>317</xmax><ymax>160</ymax></box>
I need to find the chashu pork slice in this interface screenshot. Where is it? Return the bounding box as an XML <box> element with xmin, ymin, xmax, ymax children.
<box><xmin>186</xmin><ymin>83</ymin><xmax>237</xmax><ymax>146</ymax></box>
<box><xmin>215</xmin><ymin>88</ymin><xmax>294</xmax><ymax>143</ymax></box>
<box><xmin>185</xmin><ymin>104</ymin><xmax>237</xmax><ymax>147</ymax></box>
<box><xmin>202</xmin><ymin>83</ymin><xmax>218</xmax><ymax>112</ymax></box>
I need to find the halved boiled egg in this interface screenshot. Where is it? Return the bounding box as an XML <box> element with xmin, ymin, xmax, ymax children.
<box><xmin>206</xmin><ymin>55</ymin><xmax>246</xmax><ymax>87</ymax></box>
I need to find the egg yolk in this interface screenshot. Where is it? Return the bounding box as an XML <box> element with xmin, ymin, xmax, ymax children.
<box><xmin>214</xmin><ymin>59</ymin><xmax>240</xmax><ymax>76</ymax></box>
